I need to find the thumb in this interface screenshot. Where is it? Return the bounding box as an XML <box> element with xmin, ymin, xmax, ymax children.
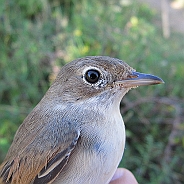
<box><xmin>109</xmin><ymin>168</ymin><xmax>138</xmax><ymax>184</ymax></box>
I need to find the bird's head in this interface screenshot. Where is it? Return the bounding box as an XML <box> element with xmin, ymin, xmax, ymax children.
<box><xmin>46</xmin><ymin>56</ymin><xmax>164</xmax><ymax>104</ymax></box>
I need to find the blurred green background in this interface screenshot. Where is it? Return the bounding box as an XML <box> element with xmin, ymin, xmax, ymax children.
<box><xmin>0</xmin><ymin>0</ymin><xmax>184</xmax><ymax>183</ymax></box>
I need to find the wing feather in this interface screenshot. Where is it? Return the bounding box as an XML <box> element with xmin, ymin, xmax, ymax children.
<box><xmin>0</xmin><ymin>114</ymin><xmax>80</xmax><ymax>184</ymax></box>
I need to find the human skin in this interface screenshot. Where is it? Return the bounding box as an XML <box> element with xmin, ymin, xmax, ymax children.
<box><xmin>109</xmin><ymin>168</ymin><xmax>138</xmax><ymax>184</ymax></box>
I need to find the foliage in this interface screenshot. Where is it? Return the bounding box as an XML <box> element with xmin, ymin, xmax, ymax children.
<box><xmin>0</xmin><ymin>0</ymin><xmax>184</xmax><ymax>183</ymax></box>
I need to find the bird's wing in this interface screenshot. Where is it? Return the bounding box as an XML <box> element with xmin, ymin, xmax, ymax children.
<box><xmin>0</xmin><ymin>116</ymin><xmax>80</xmax><ymax>184</ymax></box>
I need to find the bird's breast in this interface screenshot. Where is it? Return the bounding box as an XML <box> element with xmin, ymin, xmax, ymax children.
<box><xmin>78</xmin><ymin>110</ymin><xmax>125</xmax><ymax>183</ymax></box>
<box><xmin>54</xmin><ymin>104</ymin><xmax>126</xmax><ymax>184</ymax></box>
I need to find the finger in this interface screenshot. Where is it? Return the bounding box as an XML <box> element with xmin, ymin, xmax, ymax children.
<box><xmin>109</xmin><ymin>168</ymin><xmax>138</xmax><ymax>184</ymax></box>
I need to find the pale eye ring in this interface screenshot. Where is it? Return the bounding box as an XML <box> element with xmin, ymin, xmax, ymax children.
<box><xmin>85</xmin><ymin>69</ymin><xmax>100</xmax><ymax>84</ymax></box>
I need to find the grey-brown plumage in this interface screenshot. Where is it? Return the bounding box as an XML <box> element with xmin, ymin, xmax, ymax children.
<box><xmin>0</xmin><ymin>56</ymin><xmax>164</xmax><ymax>184</ymax></box>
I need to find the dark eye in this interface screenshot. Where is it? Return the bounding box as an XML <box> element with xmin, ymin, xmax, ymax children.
<box><xmin>85</xmin><ymin>69</ymin><xmax>100</xmax><ymax>84</ymax></box>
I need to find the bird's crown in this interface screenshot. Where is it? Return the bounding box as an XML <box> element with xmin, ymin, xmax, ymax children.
<box><xmin>45</xmin><ymin>56</ymin><xmax>163</xmax><ymax>103</ymax></box>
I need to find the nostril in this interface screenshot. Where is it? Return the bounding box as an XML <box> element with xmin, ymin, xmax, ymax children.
<box><xmin>127</xmin><ymin>74</ymin><xmax>138</xmax><ymax>79</ymax></box>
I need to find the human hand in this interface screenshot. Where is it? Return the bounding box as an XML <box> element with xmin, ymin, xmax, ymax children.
<box><xmin>109</xmin><ymin>168</ymin><xmax>138</xmax><ymax>184</ymax></box>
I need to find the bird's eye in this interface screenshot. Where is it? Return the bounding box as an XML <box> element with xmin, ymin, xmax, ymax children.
<box><xmin>85</xmin><ymin>69</ymin><xmax>100</xmax><ymax>84</ymax></box>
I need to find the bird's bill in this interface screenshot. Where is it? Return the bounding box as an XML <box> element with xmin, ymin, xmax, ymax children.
<box><xmin>116</xmin><ymin>71</ymin><xmax>164</xmax><ymax>88</ymax></box>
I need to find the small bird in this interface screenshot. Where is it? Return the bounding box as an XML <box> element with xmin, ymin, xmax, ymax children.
<box><xmin>0</xmin><ymin>56</ymin><xmax>163</xmax><ymax>184</ymax></box>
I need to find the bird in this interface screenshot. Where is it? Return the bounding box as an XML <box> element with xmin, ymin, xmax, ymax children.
<box><xmin>0</xmin><ymin>56</ymin><xmax>164</xmax><ymax>184</ymax></box>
